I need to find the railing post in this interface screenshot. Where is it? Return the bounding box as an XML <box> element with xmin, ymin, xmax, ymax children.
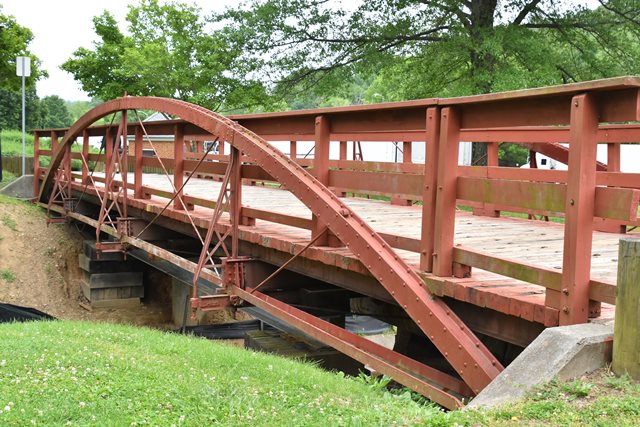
<box><xmin>338</xmin><ymin>140</ymin><xmax>347</xmax><ymax>197</ymax></box>
<box><xmin>81</xmin><ymin>130</ymin><xmax>89</xmax><ymax>184</ymax></box>
<box><xmin>311</xmin><ymin>115</ymin><xmax>331</xmax><ymax>246</ymax></box>
<box><xmin>472</xmin><ymin>141</ymin><xmax>500</xmax><ymax>218</ymax></box>
<box><xmin>432</xmin><ymin>107</ymin><xmax>460</xmax><ymax>277</ymax></box>
<box><xmin>403</xmin><ymin>141</ymin><xmax>412</xmax><ymax>163</ymax></box>
<box><xmin>230</xmin><ymin>146</ymin><xmax>242</xmax><ymax>256</ymax></box>
<box><xmin>290</xmin><ymin>140</ymin><xmax>297</xmax><ymax>160</ymax></box>
<box><xmin>420</xmin><ymin>108</ymin><xmax>440</xmax><ymax>272</ymax></box>
<box><xmin>63</xmin><ymin>142</ymin><xmax>71</xmax><ymax>185</ymax></box>
<box><xmin>607</xmin><ymin>143</ymin><xmax>621</xmax><ymax>172</ymax></box>
<box><xmin>134</xmin><ymin>126</ymin><xmax>145</xmax><ymax>199</ymax></box>
<box><xmin>594</xmin><ymin>143</ymin><xmax>625</xmax><ymax>233</ymax></box>
<box><xmin>339</xmin><ymin>140</ymin><xmax>347</xmax><ymax>160</ymax></box>
<box><xmin>105</xmin><ymin>127</ymin><xmax>113</xmax><ymax>184</ymax></box>
<box><xmin>391</xmin><ymin>141</ymin><xmax>413</xmax><ymax>206</ymax></box>
<box><xmin>554</xmin><ymin>93</ymin><xmax>599</xmax><ymax>325</ymax></box>
<box><xmin>612</xmin><ymin>237</ymin><xmax>640</xmax><ymax>379</ymax></box>
<box><xmin>173</xmin><ymin>123</ymin><xmax>192</xmax><ymax>210</ymax></box>
<box><xmin>33</xmin><ymin>133</ymin><xmax>40</xmax><ymax>198</ymax></box>
<box><xmin>50</xmin><ymin>131</ymin><xmax>58</xmax><ymax>153</ymax></box>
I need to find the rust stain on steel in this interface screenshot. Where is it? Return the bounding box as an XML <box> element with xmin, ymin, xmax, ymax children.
<box><xmin>39</xmin><ymin>96</ymin><xmax>503</xmax><ymax>393</ymax></box>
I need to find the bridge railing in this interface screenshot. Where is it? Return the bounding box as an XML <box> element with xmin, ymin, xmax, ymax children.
<box><xmin>33</xmin><ymin>77</ymin><xmax>640</xmax><ymax>326</ymax></box>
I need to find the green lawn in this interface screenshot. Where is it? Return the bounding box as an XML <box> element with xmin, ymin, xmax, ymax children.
<box><xmin>0</xmin><ymin>321</ymin><xmax>452</xmax><ymax>426</ymax></box>
<box><xmin>2</xmin><ymin>320</ymin><xmax>637</xmax><ymax>426</ymax></box>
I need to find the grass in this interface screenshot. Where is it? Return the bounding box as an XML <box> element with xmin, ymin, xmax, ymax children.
<box><xmin>1</xmin><ymin>214</ymin><xmax>18</xmax><ymax>231</ymax></box>
<box><xmin>0</xmin><ymin>321</ymin><xmax>453</xmax><ymax>426</ymax></box>
<box><xmin>0</xmin><ymin>171</ymin><xmax>18</xmax><ymax>190</ymax></box>
<box><xmin>1</xmin><ymin>128</ymin><xmax>100</xmax><ymax>172</ymax></box>
<box><xmin>468</xmin><ymin>372</ymin><xmax>640</xmax><ymax>426</ymax></box>
<box><xmin>0</xmin><ymin>322</ymin><xmax>639</xmax><ymax>426</ymax></box>
<box><xmin>0</xmin><ymin>269</ymin><xmax>16</xmax><ymax>283</ymax></box>
<box><xmin>0</xmin><ymin>130</ymin><xmax>35</xmax><ymax>156</ymax></box>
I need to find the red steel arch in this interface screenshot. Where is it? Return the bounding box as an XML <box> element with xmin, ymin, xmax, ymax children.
<box><xmin>38</xmin><ymin>96</ymin><xmax>502</xmax><ymax>400</ymax></box>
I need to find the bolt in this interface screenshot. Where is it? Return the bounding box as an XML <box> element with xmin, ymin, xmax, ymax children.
<box><xmin>562</xmin><ymin>288</ymin><xmax>569</xmax><ymax>295</ymax></box>
<box><xmin>563</xmin><ymin>306</ymin><xmax>569</xmax><ymax>313</ymax></box>
<box><xmin>570</xmin><ymin>199</ymin><xmax>575</xmax><ymax>206</ymax></box>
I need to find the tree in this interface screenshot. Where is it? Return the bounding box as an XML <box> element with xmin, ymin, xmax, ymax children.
<box><xmin>217</xmin><ymin>0</ymin><xmax>640</xmax><ymax>162</ymax></box>
<box><xmin>41</xmin><ymin>95</ymin><xmax>72</xmax><ymax>128</ymax></box>
<box><xmin>62</xmin><ymin>0</ymin><xmax>273</xmax><ymax>112</ymax></box>
<box><xmin>0</xmin><ymin>7</ymin><xmax>46</xmax><ymax>93</ymax></box>
<box><xmin>0</xmin><ymin>88</ymin><xmax>46</xmax><ymax>130</ymax></box>
<box><xmin>219</xmin><ymin>0</ymin><xmax>640</xmax><ymax>99</ymax></box>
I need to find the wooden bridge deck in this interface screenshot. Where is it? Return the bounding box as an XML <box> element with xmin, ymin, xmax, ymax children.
<box><xmin>93</xmin><ymin>172</ymin><xmax>623</xmax><ymax>326</ymax></box>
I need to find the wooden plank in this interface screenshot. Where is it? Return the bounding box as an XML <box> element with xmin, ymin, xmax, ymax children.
<box><xmin>457</xmin><ymin>177</ymin><xmax>639</xmax><ymax>221</ymax></box>
<box><xmin>559</xmin><ymin>94</ymin><xmax>599</xmax><ymax>325</ymax></box>
<box><xmin>453</xmin><ymin>246</ymin><xmax>562</xmax><ymax>291</ymax></box>
<box><xmin>328</xmin><ymin>170</ymin><xmax>423</xmax><ymax>199</ymax></box>
<box><xmin>432</xmin><ymin>107</ymin><xmax>460</xmax><ymax>276</ymax></box>
<box><xmin>612</xmin><ymin>238</ymin><xmax>640</xmax><ymax>379</ymax></box>
<box><xmin>420</xmin><ymin>107</ymin><xmax>440</xmax><ymax>271</ymax></box>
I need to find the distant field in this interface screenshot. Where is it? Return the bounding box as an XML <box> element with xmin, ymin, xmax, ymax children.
<box><xmin>0</xmin><ymin>130</ymin><xmax>35</xmax><ymax>156</ymax></box>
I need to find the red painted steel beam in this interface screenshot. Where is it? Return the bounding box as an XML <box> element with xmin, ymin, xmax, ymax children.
<box><xmin>232</xmin><ymin>287</ymin><xmax>468</xmax><ymax>409</ymax></box>
<box><xmin>39</xmin><ymin>96</ymin><xmax>503</xmax><ymax>394</ymax></box>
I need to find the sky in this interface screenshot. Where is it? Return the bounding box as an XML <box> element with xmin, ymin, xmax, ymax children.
<box><xmin>1</xmin><ymin>0</ymin><xmax>239</xmax><ymax>101</ymax></box>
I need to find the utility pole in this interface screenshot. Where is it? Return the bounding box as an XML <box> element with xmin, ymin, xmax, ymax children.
<box><xmin>16</xmin><ymin>56</ymin><xmax>31</xmax><ymax>176</ymax></box>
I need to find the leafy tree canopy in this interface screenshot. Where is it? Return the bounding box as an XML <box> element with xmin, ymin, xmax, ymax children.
<box><xmin>217</xmin><ymin>0</ymin><xmax>640</xmax><ymax>103</ymax></box>
<box><xmin>61</xmin><ymin>0</ymin><xmax>274</xmax><ymax>112</ymax></box>
<box><xmin>0</xmin><ymin>6</ymin><xmax>46</xmax><ymax>92</ymax></box>
<box><xmin>40</xmin><ymin>95</ymin><xmax>72</xmax><ymax>128</ymax></box>
<box><xmin>0</xmin><ymin>87</ymin><xmax>47</xmax><ymax>131</ymax></box>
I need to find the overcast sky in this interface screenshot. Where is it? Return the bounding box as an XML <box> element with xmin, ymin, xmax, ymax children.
<box><xmin>2</xmin><ymin>0</ymin><xmax>238</xmax><ymax>101</ymax></box>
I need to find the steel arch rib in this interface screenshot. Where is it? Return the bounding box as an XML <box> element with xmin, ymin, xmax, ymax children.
<box><xmin>39</xmin><ymin>96</ymin><xmax>502</xmax><ymax>393</ymax></box>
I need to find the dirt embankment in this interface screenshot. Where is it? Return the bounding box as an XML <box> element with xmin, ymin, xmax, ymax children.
<box><xmin>0</xmin><ymin>198</ymin><xmax>173</xmax><ymax>327</ymax></box>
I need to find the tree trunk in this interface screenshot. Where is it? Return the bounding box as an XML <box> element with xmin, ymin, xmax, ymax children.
<box><xmin>469</xmin><ymin>0</ymin><xmax>498</xmax><ymax>164</ymax></box>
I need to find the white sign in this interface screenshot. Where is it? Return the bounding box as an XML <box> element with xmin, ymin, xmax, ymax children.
<box><xmin>16</xmin><ymin>56</ymin><xmax>31</xmax><ymax>77</ymax></box>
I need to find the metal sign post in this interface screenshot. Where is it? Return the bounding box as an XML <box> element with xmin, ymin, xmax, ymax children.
<box><xmin>16</xmin><ymin>56</ymin><xmax>31</xmax><ymax>177</ymax></box>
